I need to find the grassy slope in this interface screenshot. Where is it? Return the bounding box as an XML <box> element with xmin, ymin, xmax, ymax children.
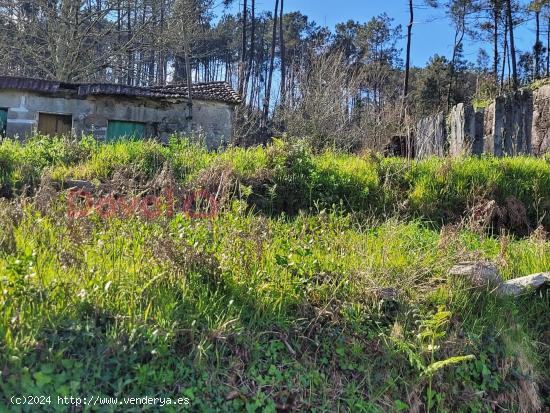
<box><xmin>0</xmin><ymin>137</ymin><xmax>549</xmax><ymax>412</ymax></box>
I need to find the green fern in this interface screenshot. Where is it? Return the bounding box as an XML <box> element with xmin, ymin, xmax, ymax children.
<box><xmin>390</xmin><ymin>306</ymin><xmax>475</xmax><ymax>413</ymax></box>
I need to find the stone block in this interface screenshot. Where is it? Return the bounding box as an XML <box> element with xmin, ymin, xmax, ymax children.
<box><xmin>416</xmin><ymin>111</ymin><xmax>446</xmax><ymax>158</ymax></box>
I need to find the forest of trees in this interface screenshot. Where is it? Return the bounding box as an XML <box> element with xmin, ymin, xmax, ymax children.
<box><xmin>1</xmin><ymin>0</ymin><xmax>549</xmax><ymax>149</ymax></box>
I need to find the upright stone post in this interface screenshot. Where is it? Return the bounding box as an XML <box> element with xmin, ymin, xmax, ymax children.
<box><xmin>510</xmin><ymin>89</ymin><xmax>532</xmax><ymax>154</ymax></box>
<box><xmin>449</xmin><ymin>103</ymin><xmax>481</xmax><ymax>156</ymax></box>
<box><xmin>532</xmin><ymin>85</ymin><xmax>550</xmax><ymax>156</ymax></box>
<box><xmin>474</xmin><ymin>109</ymin><xmax>484</xmax><ymax>155</ymax></box>
<box><xmin>492</xmin><ymin>90</ymin><xmax>533</xmax><ymax>156</ymax></box>
<box><xmin>416</xmin><ymin>111</ymin><xmax>446</xmax><ymax>159</ymax></box>
<box><xmin>483</xmin><ymin>101</ymin><xmax>496</xmax><ymax>155</ymax></box>
<box><xmin>493</xmin><ymin>96</ymin><xmax>506</xmax><ymax>156</ymax></box>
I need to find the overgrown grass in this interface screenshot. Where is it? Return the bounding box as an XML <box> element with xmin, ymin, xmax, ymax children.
<box><xmin>0</xmin><ymin>136</ymin><xmax>549</xmax><ymax>411</ymax></box>
<box><xmin>1</xmin><ymin>136</ymin><xmax>549</xmax><ymax>230</ymax></box>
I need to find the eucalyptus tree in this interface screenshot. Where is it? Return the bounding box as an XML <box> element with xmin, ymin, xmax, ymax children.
<box><xmin>478</xmin><ymin>0</ymin><xmax>504</xmax><ymax>82</ymax></box>
<box><xmin>529</xmin><ymin>0</ymin><xmax>550</xmax><ymax>79</ymax></box>
<box><xmin>262</xmin><ymin>0</ymin><xmax>279</xmax><ymax>128</ymax></box>
<box><xmin>505</xmin><ymin>0</ymin><xmax>518</xmax><ymax>87</ymax></box>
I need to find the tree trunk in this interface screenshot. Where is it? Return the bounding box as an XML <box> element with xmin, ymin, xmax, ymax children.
<box><xmin>505</xmin><ymin>0</ymin><xmax>518</xmax><ymax>89</ymax></box>
<box><xmin>262</xmin><ymin>0</ymin><xmax>279</xmax><ymax>129</ymax></box>
<box><xmin>244</xmin><ymin>0</ymin><xmax>256</xmax><ymax>106</ymax></box>
<box><xmin>447</xmin><ymin>12</ymin><xmax>465</xmax><ymax>110</ymax></box>
<box><xmin>279</xmin><ymin>0</ymin><xmax>286</xmax><ymax>105</ymax></box>
<box><xmin>493</xmin><ymin>2</ymin><xmax>499</xmax><ymax>83</ymax></box>
<box><xmin>501</xmin><ymin>16</ymin><xmax>508</xmax><ymax>89</ymax></box>
<box><xmin>184</xmin><ymin>40</ymin><xmax>193</xmax><ymax>122</ymax></box>
<box><xmin>403</xmin><ymin>0</ymin><xmax>413</xmax><ymax>97</ymax></box>
<box><xmin>547</xmin><ymin>16</ymin><xmax>550</xmax><ymax>76</ymax></box>
<box><xmin>238</xmin><ymin>0</ymin><xmax>248</xmax><ymax>97</ymax></box>
<box><xmin>126</xmin><ymin>0</ymin><xmax>133</xmax><ymax>85</ymax></box>
<box><xmin>535</xmin><ymin>9</ymin><xmax>541</xmax><ymax>80</ymax></box>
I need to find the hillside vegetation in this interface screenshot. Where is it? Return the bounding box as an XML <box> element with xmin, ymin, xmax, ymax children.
<box><xmin>0</xmin><ymin>136</ymin><xmax>549</xmax><ymax>412</ymax></box>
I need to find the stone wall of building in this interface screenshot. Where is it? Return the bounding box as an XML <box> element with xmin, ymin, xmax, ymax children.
<box><xmin>415</xmin><ymin>111</ymin><xmax>446</xmax><ymax>159</ymax></box>
<box><xmin>0</xmin><ymin>90</ymin><xmax>235</xmax><ymax>148</ymax></box>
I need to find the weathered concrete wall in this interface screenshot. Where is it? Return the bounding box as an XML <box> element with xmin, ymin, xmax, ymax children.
<box><xmin>532</xmin><ymin>85</ymin><xmax>550</xmax><ymax>156</ymax></box>
<box><xmin>448</xmin><ymin>103</ymin><xmax>483</xmax><ymax>156</ymax></box>
<box><xmin>416</xmin><ymin>111</ymin><xmax>445</xmax><ymax>158</ymax></box>
<box><xmin>0</xmin><ymin>90</ymin><xmax>235</xmax><ymax>148</ymax></box>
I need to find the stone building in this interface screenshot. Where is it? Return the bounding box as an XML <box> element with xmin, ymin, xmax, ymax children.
<box><xmin>0</xmin><ymin>76</ymin><xmax>241</xmax><ymax>148</ymax></box>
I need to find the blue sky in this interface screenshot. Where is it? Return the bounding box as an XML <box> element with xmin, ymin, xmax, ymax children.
<box><xmin>218</xmin><ymin>0</ymin><xmax>538</xmax><ymax>67</ymax></box>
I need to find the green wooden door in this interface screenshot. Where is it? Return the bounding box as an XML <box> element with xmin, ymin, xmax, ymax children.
<box><xmin>0</xmin><ymin>109</ymin><xmax>7</xmax><ymax>136</ymax></box>
<box><xmin>106</xmin><ymin>120</ymin><xmax>146</xmax><ymax>141</ymax></box>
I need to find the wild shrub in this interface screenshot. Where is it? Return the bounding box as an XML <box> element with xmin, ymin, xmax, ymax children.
<box><xmin>0</xmin><ymin>143</ymin><xmax>17</xmax><ymax>197</ymax></box>
<box><xmin>379</xmin><ymin>156</ymin><xmax>550</xmax><ymax>231</ymax></box>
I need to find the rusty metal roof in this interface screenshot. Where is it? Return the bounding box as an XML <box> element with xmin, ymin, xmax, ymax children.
<box><xmin>0</xmin><ymin>75</ymin><xmax>241</xmax><ymax>105</ymax></box>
